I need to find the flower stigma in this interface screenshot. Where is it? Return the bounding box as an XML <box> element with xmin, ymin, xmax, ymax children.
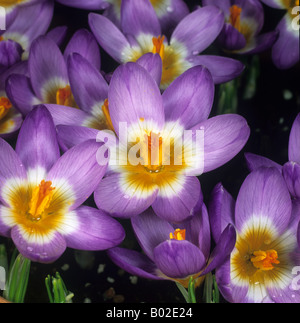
<box><xmin>0</xmin><ymin>97</ymin><xmax>12</xmax><ymax>121</ymax></box>
<box><xmin>230</xmin><ymin>5</ymin><xmax>242</xmax><ymax>32</ymax></box>
<box><xmin>56</xmin><ymin>85</ymin><xmax>74</xmax><ymax>106</ymax></box>
<box><xmin>152</xmin><ymin>35</ymin><xmax>165</xmax><ymax>60</ymax></box>
<box><xmin>251</xmin><ymin>249</ymin><xmax>280</xmax><ymax>271</ymax></box>
<box><xmin>169</xmin><ymin>229</ymin><xmax>186</xmax><ymax>241</ymax></box>
<box><xmin>28</xmin><ymin>180</ymin><xmax>55</xmax><ymax>222</ymax></box>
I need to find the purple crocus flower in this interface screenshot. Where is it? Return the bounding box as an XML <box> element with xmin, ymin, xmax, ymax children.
<box><xmin>108</xmin><ymin>199</ymin><xmax>236</xmax><ymax>288</ymax></box>
<box><xmin>260</xmin><ymin>0</ymin><xmax>299</xmax><ymax>69</ymax></box>
<box><xmin>245</xmin><ymin>113</ymin><xmax>300</xmax><ymax>200</ymax></box>
<box><xmin>0</xmin><ymin>62</ymin><xmax>27</xmax><ymax>138</ymax></box>
<box><xmin>210</xmin><ymin>168</ymin><xmax>300</xmax><ymax>303</ymax></box>
<box><xmin>202</xmin><ymin>0</ymin><xmax>278</xmax><ymax>54</ymax></box>
<box><xmin>91</xmin><ymin>62</ymin><xmax>250</xmax><ymax>223</ymax></box>
<box><xmin>0</xmin><ymin>105</ymin><xmax>125</xmax><ymax>263</ymax></box>
<box><xmin>0</xmin><ymin>1</ymin><xmax>54</xmax><ymax>72</ymax></box>
<box><xmin>57</xmin><ymin>0</ymin><xmax>189</xmax><ymax>34</ymax></box>
<box><xmin>5</xmin><ymin>30</ymin><xmax>101</xmax><ymax>116</ymax></box>
<box><xmin>89</xmin><ymin>0</ymin><xmax>245</xmax><ymax>89</ymax></box>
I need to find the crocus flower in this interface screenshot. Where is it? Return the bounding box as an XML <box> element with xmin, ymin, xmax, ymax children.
<box><xmin>5</xmin><ymin>30</ymin><xmax>101</xmax><ymax>116</ymax></box>
<box><xmin>108</xmin><ymin>199</ymin><xmax>236</xmax><ymax>288</ymax></box>
<box><xmin>0</xmin><ymin>105</ymin><xmax>125</xmax><ymax>263</ymax></box>
<box><xmin>0</xmin><ymin>61</ymin><xmax>27</xmax><ymax>138</ymax></box>
<box><xmin>89</xmin><ymin>0</ymin><xmax>245</xmax><ymax>89</ymax></box>
<box><xmin>0</xmin><ymin>1</ymin><xmax>54</xmax><ymax>72</ymax></box>
<box><xmin>210</xmin><ymin>168</ymin><xmax>300</xmax><ymax>303</ymax></box>
<box><xmin>56</xmin><ymin>0</ymin><xmax>189</xmax><ymax>34</ymax></box>
<box><xmin>92</xmin><ymin>62</ymin><xmax>250</xmax><ymax>223</ymax></box>
<box><xmin>245</xmin><ymin>113</ymin><xmax>300</xmax><ymax>200</ymax></box>
<box><xmin>202</xmin><ymin>0</ymin><xmax>278</xmax><ymax>54</ymax></box>
<box><xmin>260</xmin><ymin>0</ymin><xmax>299</xmax><ymax>69</ymax></box>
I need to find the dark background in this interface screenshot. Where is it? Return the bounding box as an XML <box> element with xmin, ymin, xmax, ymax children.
<box><xmin>1</xmin><ymin>0</ymin><xmax>299</xmax><ymax>303</ymax></box>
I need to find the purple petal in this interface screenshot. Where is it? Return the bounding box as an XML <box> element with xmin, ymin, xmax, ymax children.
<box><xmin>94</xmin><ymin>172</ymin><xmax>159</xmax><ymax>218</ymax></box>
<box><xmin>61</xmin><ymin>206</ymin><xmax>125</xmax><ymax>251</ymax></box>
<box><xmin>241</xmin><ymin>31</ymin><xmax>278</xmax><ymax>55</ymax></box>
<box><xmin>67</xmin><ymin>53</ymin><xmax>108</xmax><ymax>114</ymax></box>
<box><xmin>272</xmin><ymin>14</ymin><xmax>300</xmax><ymax>69</ymax></box>
<box><xmin>201</xmin><ymin>224</ymin><xmax>236</xmax><ymax>276</ymax></box>
<box><xmin>153</xmin><ymin>240</ymin><xmax>206</xmax><ymax>278</ymax></box>
<box><xmin>64</xmin><ymin>29</ymin><xmax>101</xmax><ymax>71</ymax></box>
<box><xmin>209</xmin><ymin>183</ymin><xmax>235</xmax><ymax>243</ymax></box>
<box><xmin>108</xmin><ymin>62</ymin><xmax>165</xmax><ymax>136</ymax></box>
<box><xmin>120</xmin><ymin>0</ymin><xmax>161</xmax><ymax>38</ymax></box>
<box><xmin>7</xmin><ymin>1</ymin><xmax>54</xmax><ymax>52</ymax></box>
<box><xmin>215</xmin><ymin>259</ymin><xmax>249</xmax><ymax>303</ymax></box>
<box><xmin>43</xmin><ymin>104</ymin><xmax>89</xmax><ymax>127</ymax></box>
<box><xmin>289</xmin><ymin>113</ymin><xmax>300</xmax><ymax>164</ymax></box>
<box><xmin>29</xmin><ymin>36</ymin><xmax>68</xmax><ymax>101</ymax></box>
<box><xmin>244</xmin><ymin>152</ymin><xmax>282</xmax><ymax>173</ymax></box>
<box><xmin>218</xmin><ymin>23</ymin><xmax>246</xmax><ymax>51</ymax></box>
<box><xmin>152</xmin><ymin>176</ymin><xmax>201</xmax><ymax>223</ymax></box>
<box><xmin>163</xmin><ymin>65</ymin><xmax>214</xmax><ymax>129</ymax></box>
<box><xmin>108</xmin><ymin>247</ymin><xmax>163</xmax><ymax>280</ymax></box>
<box><xmin>47</xmin><ymin>140</ymin><xmax>107</xmax><ymax>211</ymax></box>
<box><xmin>267</xmin><ymin>285</ymin><xmax>300</xmax><ymax>303</ymax></box>
<box><xmin>136</xmin><ymin>53</ymin><xmax>162</xmax><ymax>86</ymax></box>
<box><xmin>190</xmin><ymin>55</ymin><xmax>245</xmax><ymax>84</ymax></box>
<box><xmin>11</xmin><ymin>225</ymin><xmax>66</xmax><ymax>264</ymax></box>
<box><xmin>5</xmin><ymin>74</ymin><xmax>40</xmax><ymax>116</ymax></box>
<box><xmin>89</xmin><ymin>13</ymin><xmax>130</xmax><ymax>63</ymax></box>
<box><xmin>46</xmin><ymin>26</ymin><xmax>68</xmax><ymax>47</ymax></box>
<box><xmin>171</xmin><ymin>6</ymin><xmax>224</xmax><ymax>55</ymax></box>
<box><xmin>0</xmin><ymin>40</ymin><xmax>23</xmax><ymax>70</ymax></box>
<box><xmin>57</xmin><ymin>125</ymin><xmax>99</xmax><ymax>152</ymax></box>
<box><xmin>184</xmin><ymin>201</ymin><xmax>211</xmax><ymax>260</ymax></box>
<box><xmin>131</xmin><ymin>209</ymin><xmax>174</xmax><ymax>260</ymax></box>
<box><xmin>298</xmin><ymin>221</ymin><xmax>300</xmax><ymax>248</ymax></box>
<box><xmin>56</xmin><ymin>0</ymin><xmax>109</xmax><ymax>10</ymax></box>
<box><xmin>15</xmin><ymin>105</ymin><xmax>60</xmax><ymax>173</ymax></box>
<box><xmin>191</xmin><ymin>114</ymin><xmax>250</xmax><ymax>173</ymax></box>
<box><xmin>235</xmin><ymin>167</ymin><xmax>292</xmax><ymax>235</ymax></box>
<box><xmin>282</xmin><ymin>161</ymin><xmax>300</xmax><ymax>199</ymax></box>
<box><xmin>0</xmin><ymin>137</ymin><xmax>26</xmax><ymax>203</ymax></box>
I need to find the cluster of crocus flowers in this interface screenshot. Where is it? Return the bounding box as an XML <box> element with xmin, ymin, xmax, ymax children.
<box><xmin>202</xmin><ymin>0</ymin><xmax>278</xmax><ymax>54</ymax></box>
<box><xmin>89</xmin><ymin>0</ymin><xmax>245</xmax><ymax>89</ymax></box>
<box><xmin>0</xmin><ymin>106</ymin><xmax>125</xmax><ymax>263</ymax></box>
<box><xmin>261</xmin><ymin>0</ymin><xmax>300</xmax><ymax>69</ymax></box>
<box><xmin>210</xmin><ymin>168</ymin><xmax>300</xmax><ymax>302</ymax></box>
<box><xmin>6</xmin><ymin>30</ymin><xmax>101</xmax><ymax>116</ymax></box>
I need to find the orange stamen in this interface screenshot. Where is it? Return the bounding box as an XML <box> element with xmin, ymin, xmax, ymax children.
<box><xmin>56</xmin><ymin>85</ymin><xmax>73</xmax><ymax>106</ymax></box>
<box><xmin>101</xmin><ymin>99</ymin><xmax>114</xmax><ymax>132</ymax></box>
<box><xmin>152</xmin><ymin>35</ymin><xmax>165</xmax><ymax>60</ymax></box>
<box><xmin>0</xmin><ymin>97</ymin><xmax>12</xmax><ymax>121</ymax></box>
<box><xmin>230</xmin><ymin>5</ymin><xmax>242</xmax><ymax>32</ymax></box>
<box><xmin>251</xmin><ymin>249</ymin><xmax>280</xmax><ymax>271</ymax></box>
<box><xmin>170</xmin><ymin>229</ymin><xmax>186</xmax><ymax>241</ymax></box>
<box><xmin>28</xmin><ymin>180</ymin><xmax>55</xmax><ymax>221</ymax></box>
